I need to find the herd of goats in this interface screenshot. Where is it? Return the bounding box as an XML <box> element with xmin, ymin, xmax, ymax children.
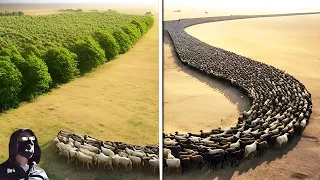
<box><xmin>53</xmin><ymin>130</ymin><xmax>159</xmax><ymax>173</ymax></box>
<box><xmin>53</xmin><ymin>13</ymin><xmax>316</xmax><ymax>175</ymax></box>
<box><xmin>163</xmin><ymin>13</ymin><xmax>314</xmax><ymax>173</ymax></box>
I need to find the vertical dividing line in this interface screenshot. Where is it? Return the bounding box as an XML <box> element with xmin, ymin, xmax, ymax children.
<box><xmin>158</xmin><ymin>0</ymin><xmax>163</xmax><ymax>179</ymax></box>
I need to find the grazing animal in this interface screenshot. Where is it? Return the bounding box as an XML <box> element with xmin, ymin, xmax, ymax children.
<box><xmin>208</xmin><ymin>149</ymin><xmax>225</xmax><ymax>155</ymax></box>
<box><xmin>166</xmin><ymin>158</ymin><xmax>181</xmax><ymax>172</ymax></box>
<box><xmin>96</xmin><ymin>153</ymin><xmax>113</xmax><ymax>170</ymax></box>
<box><xmin>101</xmin><ymin>147</ymin><xmax>115</xmax><ymax>157</ymax></box>
<box><xmin>77</xmin><ymin>151</ymin><xmax>93</xmax><ymax>170</ymax></box>
<box><xmin>230</xmin><ymin>139</ymin><xmax>240</xmax><ymax>149</ymax></box>
<box><xmin>228</xmin><ymin>149</ymin><xmax>245</xmax><ymax>167</ymax></box>
<box><xmin>276</xmin><ymin>133</ymin><xmax>288</xmax><ymax>148</ymax></box>
<box><xmin>257</xmin><ymin>141</ymin><xmax>268</xmax><ymax>156</ymax></box>
<box><xmin>128</xmin><ymin>155</ymin><xmax>142</xmax><ymax>170</ymax></box>
<box><xmin>149</xmin><ymin>158</ymin><xmax>159</xmax><ymax>174</ymax></box>
<box><xmin>245</xmin><ymin>141</ymin><xmax>258</xmax><ymax>158</ymax></box>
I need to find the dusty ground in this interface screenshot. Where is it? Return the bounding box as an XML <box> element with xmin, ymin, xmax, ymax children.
<box><xmin>164</xmin><ymin>6</ymin><xmax>320</xmax><ymax>21</ymax></box>
<box><xmin>0</xmin><ymin>6</ymin><xmax>159</xmax><ymax>179</ymax></box>
<box><xmin>165</xmin><ymin>13</ymin><xmax>320</xmax><ymax>179</ymax></box>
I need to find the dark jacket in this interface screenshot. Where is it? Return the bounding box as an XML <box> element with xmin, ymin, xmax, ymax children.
<box><xmin>0</xmin><ymin>128</ymin><xmax>48</xmax><ymax>180</ymax></box>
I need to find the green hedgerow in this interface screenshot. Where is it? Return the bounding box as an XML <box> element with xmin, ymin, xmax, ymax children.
<box><xmin>131</xmin><ymin>20</ymin><xmax>147</xmax><ymax>35</ymax></box>
<box><xmin>0</xmin><ymin>56</ymin><xmax>22</xmax><ymax>111</ymax></box>
<box><xmin>112</xmin><ymin>28</ymin><xmax>132</xmax><ymax>54</ymax></box>
<box><xmin>71</xmin><ymin>36</ymin><xmax>106</xmax><ymax>74</ymax></box>
<box><xmin>93</xmin><ymin>31</ymin><xmax>120</xmax><ymax>61</ymax></box>
<box><xmin>20</xmin><ymin>53</ymin><xmax>52</xmax><ymax>101</ymax></box>
<box><xmin>43</xmin><ymin>47</ymin><xmax>80</xmax><ymax>84</ymax></box>
<box><xmin>121</xmin><ymin>24</ymin><xmax>142</xmax><ymax>45</ymax></box>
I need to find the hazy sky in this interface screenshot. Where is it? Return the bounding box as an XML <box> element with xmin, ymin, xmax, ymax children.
<box><xmin>0</xmin><ymin>0</ymin><xmax>158</xmax><ymax>4</ymax></box>
<box><xmin>165</xmin><ymin>0</ymin><xmax>320</xmax><ymax>11</ymax></box>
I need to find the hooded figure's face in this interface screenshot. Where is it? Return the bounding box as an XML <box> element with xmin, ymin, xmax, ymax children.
<box><xmin>8</xmin><ymin>128</ymin><xmax>41</xmax><ymax>166</ymax></box>
<box><xmin>17</xmin><ymin>132</ymin><xmax>35</xmax><ymax>159</ymax></box>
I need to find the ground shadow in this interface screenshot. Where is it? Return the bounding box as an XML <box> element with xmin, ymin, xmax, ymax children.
<box><xmin>40</xmin><ymin>141</ymin><xmax>159</xmax><ymax>180</ymax></box>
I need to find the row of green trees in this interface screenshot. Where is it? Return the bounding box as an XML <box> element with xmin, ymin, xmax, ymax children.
<box><xmin>0</xmin><ymin>16</ymin><xmax>154</xmax><ymax>112</ymax></box>
<box><xmin>0</xmin><ymin>11</ymin><xmax>24</xmax><ymax>16</ymax></box>
<box><xmin>58</xmin><ymin>9</ymin><xmax>82</xmax><ymax>12</ymax></box>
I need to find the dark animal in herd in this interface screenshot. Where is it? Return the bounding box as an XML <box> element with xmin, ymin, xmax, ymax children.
<box><xmin>163</xmin><ymin>13</ymin><xmax>312</xmax><ymax>173</ymax></box>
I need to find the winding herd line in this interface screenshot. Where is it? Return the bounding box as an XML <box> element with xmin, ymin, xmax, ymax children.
<box><xmin>53</xmin><ymin>130</ymin><xmax>159</xmax><ymax>174</ymax></box>
<box><xmin>163</xmin><ymin>13</ymin><xmax>316</xmax><ymax>173</ymax></box>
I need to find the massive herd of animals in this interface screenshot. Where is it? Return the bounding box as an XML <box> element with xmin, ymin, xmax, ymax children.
<box><xmin>54</xmin><ymin>130</ymin><xmax>160</xmax><ymax>174</ymax></box>
<box><xmin>53</xmin><ymin>12</ymin><xmax>318</xmax><ymax>175</ymax></box>
<box><xmin>162</xmin><ymin>12</ymin><xmax>316</xmax><ymax>173</ymax></box>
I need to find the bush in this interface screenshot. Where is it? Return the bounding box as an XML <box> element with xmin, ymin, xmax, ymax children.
<box><xmin>112</xmin><ymin>28</ymin><xmax>132</xmax><ymax>54</ymax></box>
<box><xmin>0</xmin><ymin>56</ymin><xmax>22</xmax><ymax>111</ymax></box>
<box><xmin>93</xmin><ymin>31</ymin><xmax>120</xmax><ymax>61</ymax></box>
<box><xmin>131</xmin><ymin>20</ymin><xmax>147</xmax><ymax>35</ymax></box>
<box><xmin>71</xmin><ymin>36</ymin><xmax>105</xmax><ymax>74</ymax></box>
<box><xmin>121</xmin><ymin>24</ymin><xmax>141</xmax><ymax>44</ymax></box>
<box><xmin>0</xmin><ymin>46</ymin><xmax>27</xmax><ymax>92</ymax></box>
<box><xmin>144</xmin><ymin>16</ymin><xmax>154</xmax><ymax>29</ymax></box>
<box><xmin>1</xmin><ymin>46</ymin><xmax>25</xmax><ymax>67</ymax></box>
<box><xmin>21</xmin><ymin>44</ymin><xmax>42</xmax><ymax>58</ymax></box>
<box><xmin>20</xmin><ymin>53</ymin><xmax>52</xmax><ymax>101</ymax></box>
<box><xmin>43</xmin><ymin>47</ymin><xmax>79</xmax><ymax>84</ymax></box>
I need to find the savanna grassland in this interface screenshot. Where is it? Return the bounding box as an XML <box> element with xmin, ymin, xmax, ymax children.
<box><xmin>0</xmin><ymin>7</ymin><xmax>158</xmax><ymax>180</ymax></box>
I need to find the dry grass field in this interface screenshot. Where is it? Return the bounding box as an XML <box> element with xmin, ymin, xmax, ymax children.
<box><xmin>165</xmin><ymin>13</ymin><xmax>320</xmax><ymax>179</ymax></box>
<box><xmin>0</xmin><ymin>6</ymin><xmax>159</xmax><ymax>180</ymax></box>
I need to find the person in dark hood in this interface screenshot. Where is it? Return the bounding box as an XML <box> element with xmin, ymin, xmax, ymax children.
<box><xmin>0</xmin><ymin>128</ymin><xmax>48</xmax><ymax>180</ymax></box>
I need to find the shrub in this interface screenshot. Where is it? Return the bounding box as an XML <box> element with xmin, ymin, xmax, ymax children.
<box><xmin>0</xmin><ymin>56</ymin><xmax>22</xmax><ymax>111</ymax></box>
<box><xmin>1</xmin><ymin>46</ymin><xmax>25</xmax><ymax>67</ymax></box>
<box><xmin>0</xmin><ymin>46</ymin><xmax>27</xmax><ymax>92</ymax></box>
<box><xmin>121</xmin><ymin>24</ymin><xmax>141</xmax><ymax>44</ymax></box>
<box><xmin>43</xmin><ymin>47</ymin><xmax>79</xmax><ymax>84</ymax></box>
<box><xmin>144</xmin><ymin>16</ymin><xmax>154</xmax><ymax>29</ymax></box>
<box><xmin>93</xmin><ymin>31</ymin><xmax>120</xmax><ymax>61</ymax></box>
<box><xmin>71</xmin><ymin>36</ymin><xmax>105</xmax><ymax>74</ymax></box>
<box><xmin>20</xmin><ymin>53</ymin><xmax>52</xmax><ymax>101</ymax></box>
<box><xmin>21</xmin><ymin>44</ymin><xmax>42</xmax><ymax>58</ymax></box>
<box><xmin>131</xmin><ymin>20</ymin><xmax>147</xmax><ymax>35</ymax></box>
<box><xmin>112</xmin><ymin>28</ymin><xmax>132</xmax><ymax>54</ymax></box>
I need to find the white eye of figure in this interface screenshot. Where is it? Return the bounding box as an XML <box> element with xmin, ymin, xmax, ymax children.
<box><xmin>21</xmin><ymin>137</ymin><xmax>29</xmax><ymax>141</ymax></box>
<box><xmin>29</xmin><ymin>136</ymin><xmax>35</xmax><ymax>141</ymax></box>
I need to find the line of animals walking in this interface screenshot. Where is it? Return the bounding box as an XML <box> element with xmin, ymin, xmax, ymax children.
<box><xmin>53</xmin><ymin>130</ymin><xmax>159</xmax><ymax>174</ymax></box>
<box><xmin>163</xmin><ymin>13</ymin><xmax>314</xmax><ymax>173</ymax></box>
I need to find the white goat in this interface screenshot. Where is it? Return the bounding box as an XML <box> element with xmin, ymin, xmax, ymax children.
<box><xmin>96</xmin><ymin>153</ymin><xmax>113</xmax><ymax>170</ymax></box>
<box><xmin>166</xmin><ymin>158</ymin><xmax>180</xmax><ymax>172</ymax></box>
<box><xmin>101</xmin><ymin>147</ymin><xmax>115</xmax><ymax>157</ymax></box>
<box><xmin>128</xmin><ymin>155</ymin><xmax>142</xmax><ymax>170</ymax></box>
<box><xmin>245</xmin><ymin>141</ymin><xmax>258</xmax><ymax>158</ymax></box>
<box><xmin>276</xmin><ymin>133</ymin><xmax>288</xmax><ymax>148</ymax></box>
<box><xmin>230</xmin><ymin>139</ymin><xmax>240</xmax><ymax>149</ymax></box>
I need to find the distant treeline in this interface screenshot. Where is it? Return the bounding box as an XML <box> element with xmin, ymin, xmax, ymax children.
<box><xmin>0</xmin><ymin>11</ymin><xmax>24</xmax><ymax>16</ymax></box>
<box><xmin>58</xmin><ymin>9</ymin><xmax>82</xmax><ymax>12</ymax></box>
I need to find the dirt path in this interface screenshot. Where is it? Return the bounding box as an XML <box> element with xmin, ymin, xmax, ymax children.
<box><xmin>165</xmin><ymin>14</ymin><xmax>320</xmax><ymax>180</ymax></box>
